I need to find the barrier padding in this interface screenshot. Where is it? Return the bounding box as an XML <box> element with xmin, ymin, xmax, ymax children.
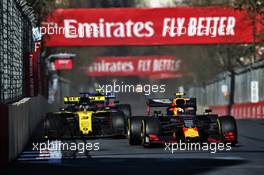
<box><xmin>209</xmin><ymin>101</ymin><xmax>264</xmax><ymax>119</ymax></box>
<box><xmin>0</xmin><ymin>95</ymin><xmax>53</xmax><ymax>166</ymax></box>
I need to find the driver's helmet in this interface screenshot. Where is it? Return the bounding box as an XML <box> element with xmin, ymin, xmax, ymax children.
<box><xmin>167</xmin><ymin>98</ymin><xmax>185</xmax><ymax>116</ymax></box>
<box><xmin>78</xmin><ymin>105</ymin><xmax>84</xmax><ymax>111</ymax></box>
<box><xmin>172</xmin><ymin>98</ymin><xmax>185</xmax><ymax>108</ymax></box>
<box><xmin>167</xmin><ymin>106</ymin><xmax>185</xmax><ymax>116</ymax></box>
<box><xmin>176</xmin><ymin>107</ymin><xmax>185</xmax><ymax>114</ymax></box>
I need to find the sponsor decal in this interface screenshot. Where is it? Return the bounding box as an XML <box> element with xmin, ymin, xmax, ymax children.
<box><xmin>43</xmin><ymin>7</ymin><xmax>262</xmax><ymax>46</ymax></box>
<box><xmin>85</xmin><ymin>56</ymin><xmax>185</xmax><ymax>78</ymax></box>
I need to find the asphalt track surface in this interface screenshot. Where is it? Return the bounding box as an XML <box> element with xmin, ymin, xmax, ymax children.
<box><xmin>2</xmin><ymin>119</ymin><xmax>263</xmax><ymax>175</ymax></box>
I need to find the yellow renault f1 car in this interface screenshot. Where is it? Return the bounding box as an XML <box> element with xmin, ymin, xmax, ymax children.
<box><xmin>80</xmin><ymin>91</ymin><xmax>132</xmax><ymax>127</ymax></box>
<box><xmin>44</xmin><ymin>95</ymin><xmax>126</xmax><ymax>138</ymax></box>
<box><xmin>128</xmin><ymin>92</ymin><xmax>238</xmax><ymax>147</ymax></box>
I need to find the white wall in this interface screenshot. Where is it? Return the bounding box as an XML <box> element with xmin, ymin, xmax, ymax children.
<box><xmin>8</xmin><ymin>95</ymin><xmax>53</xmax><ymax>161</ymax></box>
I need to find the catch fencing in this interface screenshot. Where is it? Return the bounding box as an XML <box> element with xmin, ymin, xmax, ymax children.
<box><xmin>0</xmin><ymin>0</ymin><xmax>34</xmax><ymax>103</ymax></box>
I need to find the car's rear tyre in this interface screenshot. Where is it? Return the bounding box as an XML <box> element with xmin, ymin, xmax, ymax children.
<box><xmin>141</xmin><ymin>118</ymin><xmax>160</xmax><ymax>147</ymax></box>
<box><xmin>117</xmin><ymin>104</ymin><xmax>131</xmax><ymax>132</ymax></box>
<box><xmin>44</xmin><ymin>113</ymin><xmax>62</xmax><ymax>139</ymax></box>
<box><xmin>111</xmin><ymin>111</ymin><xmax>126</xmax><ymax>136</ymax></box>
<box><xmin>117</xmin><ymin>104</ymin><xmax>131</xmax><ymax>119</ymax></box>
<box><xmin>128</xmin><ymin>116</ymin><xmax>144</xmax><ymax>145</ymax></box>
<box><xmin>218</xmin><ymin>115</ymin><xmax>238</xmax><ymax>146</ymax></box>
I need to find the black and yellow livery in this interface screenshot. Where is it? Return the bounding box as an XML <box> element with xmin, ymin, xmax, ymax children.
<box><xmin>44</xmin><ymin>95</ymin><xmax>127</xmax><ymax>138</ymax></box>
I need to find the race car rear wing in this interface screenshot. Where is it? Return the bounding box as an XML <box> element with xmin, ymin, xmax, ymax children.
<box><xmin>80</xmin><ymin>92</ymin><xmax>116</xmax><ymax>99</ymax></box>
<box><xmin>146</xmin><ymin>97</ymin><xmax>197</xmax><ymax>115</ymax></box>
<box><xmin>64</xmin><ymin>96</ymin><xmax>80</xmax><ymax>104</ymax></box>
<box><xmin>147</xmin><ymin>98</ymin><xmax>172</xmax><ymax>107</ymax></box>
<box><xmin>64</xmin><ymin>95</ymin><xmax>106</xmax><ymax>104</ymax></box>
<box><xmin>147</xmin><ymin>98</ymin><xmax>197</xmax><ymax>108</ymax></box>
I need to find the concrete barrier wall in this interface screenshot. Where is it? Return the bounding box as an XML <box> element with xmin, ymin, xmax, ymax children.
<box><xmin>209</xmin><ymin>105</ymin><xmax>229</xmax><ymax>116</ymax></box>
<box><xmin>8</xmin><ymin>95</ymin><xmax>52</xmax><ymax>162</ymax></box>
<box><xmin>209</xmin><ymin>100</ymin><xmax>264</xmax><ymax>119</ymax></box>
<box><xmin>0</xmin><ymin>104</ymin><xmax>9</xmax><ymax>168</ymax></box>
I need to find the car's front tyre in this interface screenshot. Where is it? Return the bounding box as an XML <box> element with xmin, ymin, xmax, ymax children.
<box><xmin>218</xmin><ymin>115</ymin><xmax>238</xmax><ymax>146</ymax></box>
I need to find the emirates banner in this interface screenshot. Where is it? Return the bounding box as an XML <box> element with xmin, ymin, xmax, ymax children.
<box><xmin>85</xmin><ymin>56</ymin><xmax>186</xmax><ymax>79</ymax></box>
<box><xmin>43</xmin><ymin>7</ymin><xmax>261</xmax><ymax>47</ymax></box>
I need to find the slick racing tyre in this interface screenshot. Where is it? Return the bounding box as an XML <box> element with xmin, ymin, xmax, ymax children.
<box><xmin>128</xmin><ymin>116</ymin><xmax>144</xmax><ymax>145</ymax></box>
<box><xmin>116</xmin><ymin>104</ymin><xmax>132</xmax><ymax>131</ymax></box>
<box><xmin>141</xmin><ymin>118</ymin><xmax>160</xmax><ymax>147</ymax></box>
<box><xmin>218</xmin><ymin>115</ymin><xmax>238</xmax><ymax>146</ymax></box>
<box><xmin>111</xmin><ymin>111</ymin><xmax>126</xmax><ymax>136</ymax></box>
<box><xmin>44</xmin><ymin>113</ymin><xmax>63</xmax><ymax>139</ymax></box>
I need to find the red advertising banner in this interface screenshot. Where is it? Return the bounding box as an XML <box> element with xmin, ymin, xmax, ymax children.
<box><xmin>54</xmin><ymin>58</ymin><xmax>73</xmax><ymax>70</ymax></box>
<box><xmin>43</xmin><ymin>7</ymin><xmax>261</xmax><ymax>46</ymax></box>
<box><xmin>24</xmin><ymin>42</ymin><xmax>41</xmax><ymax>97</ymax></box>
<box><xmin>24</xmin><ymin>53</ymin><xmax>38</xmax><ymax>96</ymax></box>
<box><xmin>85</xmin><ymin>56</ymin><xmax>186</xmax><ymax>79</ymax></box>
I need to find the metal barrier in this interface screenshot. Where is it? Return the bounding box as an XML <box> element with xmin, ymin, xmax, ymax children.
<box><xmin>234</xmin><ymin>62</ymin><xmax>264</xmax><ymax>103</ymax></box>
<box><xmin>188</xmin><ymin>59</ymin><xmax>264</xmax><ymax>107</ymax></box>
<box><xmin>0</xmin><ymin>0</ymin><xmax>33</xmax><ymax>104</ymax></box>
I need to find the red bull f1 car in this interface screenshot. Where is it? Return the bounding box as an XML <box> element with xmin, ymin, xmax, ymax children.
<box><xmin>128</xmin><ymin>93</ymin><xmax>238</xmax><ymax>147</ymax></box>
